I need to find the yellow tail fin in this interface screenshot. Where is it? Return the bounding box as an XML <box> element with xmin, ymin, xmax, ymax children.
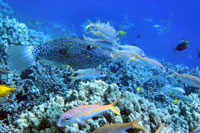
<box><xmin>69</xmin><ymin>76</ymin><xmax>77</xmax><ymax>86</ymax></box>
<box><xmin>110</xmin><ymin>102</ymin><xmax>120</xmax><ymax>115</ymax></box>
<box><xmin>9</xmin><ymin>87</ymin><xmax>15</xmax><ymax>91</ymax></box>
<box><xmin>155</xmin><ymin>124</ymin><xmax>164</xmax><ymax>133</ymax></box>
<box><xmin>112</xmin><ymin>50</ymin><xmax>121</xmax><ymax>59</ymax></box>
<box><xmin>131</xmin><ymin>116</ymin><xmax>146</xmax><ymax>130</ymax></box>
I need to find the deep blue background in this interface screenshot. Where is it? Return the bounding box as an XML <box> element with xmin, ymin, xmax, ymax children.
<box><xmin>6</xmin><ymin>0</ymin><xmax>200</xmax><ymax>68</ymax></box>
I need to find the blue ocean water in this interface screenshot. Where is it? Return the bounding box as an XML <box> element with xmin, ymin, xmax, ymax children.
<box><xmin>6</xmin><ymin>0</ymin><xmax>200</xmax><ymax>68</ymax></box>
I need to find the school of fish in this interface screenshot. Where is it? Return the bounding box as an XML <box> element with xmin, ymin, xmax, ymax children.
<box><xmin>4</xmin><ymin>21</ymin><xmax>200</xmax><ymax>132</ymax></box>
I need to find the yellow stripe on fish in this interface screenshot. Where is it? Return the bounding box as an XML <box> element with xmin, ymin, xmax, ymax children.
<box><xmin>92</xmin><ymin>116</ymin><xmax>146</xmax><ymax>133</ymax></box>
<box><xmin>79</xmin><ymin>102</ymin><xmax>120</xmax><ymax>117</ymax></box>
<box><xmin>57</xmin><ymin>101</ymin><xmax>120</xmax><ymax>127</ymax></box>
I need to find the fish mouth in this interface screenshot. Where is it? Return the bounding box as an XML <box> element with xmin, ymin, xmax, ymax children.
<box><xmin>56</xmin><ymin>120</ymin><xmax>64</xmax><ymax>127</ymax></box>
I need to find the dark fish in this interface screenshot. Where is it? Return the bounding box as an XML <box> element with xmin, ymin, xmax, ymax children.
<box><xmin>175</xmin><ymin>39</ymin><xmax>190</xmax><ymax>51</ymax></box>
<box><xmin>7</xmin><ymin>38</ymin><xmax>111</xmax><ymax>72</ymax></box>
<box><xmin>136</xmin><ymin>34</ymin><xmax>141</xmax><ymax>39</ymax></box>
<box><xmin>198</xmin><ymin>49</ymin><xmax>200</xmax><ymax>58</ymax></box>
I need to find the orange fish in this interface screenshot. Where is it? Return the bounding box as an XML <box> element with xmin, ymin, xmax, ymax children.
<box><xmin>57</xmin><ymin>102</ymin><xmax>120</xmax><ymax>127</ymax></box>
<box><xmin>92</xmin><ymin>116</ymin><xmax>146</xmax><ymax>133</ymax></box>
<box><xmin>171</xmin><ymin>72</ymin><xmax>200</xmax><ymax>88</ymax></box>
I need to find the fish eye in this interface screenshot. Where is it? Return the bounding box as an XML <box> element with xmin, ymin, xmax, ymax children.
<box><xmin>65</xmin><ymin>117</ymin><xmax>70</xmax><ymax>121</ymax></box>
<box><xmin>59</xmin><ymin>49</ymin><xmax>66</xmax><ymax>55</ymax></box>
<box><xmin>87</xmin><ymin>45</ymin><xmax>91</xmax><ymax>50</ymax></box>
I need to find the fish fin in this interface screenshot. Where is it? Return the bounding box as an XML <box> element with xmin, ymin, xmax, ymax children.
<box><xmin>135</xmin><ymin>54</ymin><xmax>142</xmax><ymax>59</ymax></box>
<box><xmin>68</xmin><ymin>69</ymin><xmax>79</xmax><ymax>86</ymax></box>
<box><xmin>83</xmin><ymin>35</ymin><xmax>88</xmax><ymax>40</ymax></box>
<box><xmin>7</xmin><ymin>45</ymin><xmax>35</xmax><ymax>72</ymax></box>
<box><xmin>168</xmin><ymin>71</ymin><xmax>177</xmax><ymax>78</ymax></box>
<box><xmin>112</xmin><ymin>52</ymin><xmax>120</xmax><ymax>58</ymax></box>
<box><xmin>110</xmin><ymin>102</ymin><xmax>120</xmax><ymax>115</ymax></box>
<box><xmin>69</xmin><ymin>76</ymin><xmax>76</xmax><ymax>86</ymax></box>
<box><xmin>38</xmin><ymin>58</ymin><xmax>66</xmax><ymax>69</ymax></box>
<box><xmin>9</xmin><ymin>87</ymin><xmax>15</xmax><ymax>91</ymax></box>
<box><xmin>76</xmin><ymin>118</ymin><xmax>87</xmax><ymax>126</ymax></box>
<box><xmin>155</xmin><ymin>124</ymin><xmax>164</xmax><ymax>133</ymax></box>
<box><xmin>129</xmin><ymin>54</ymin><xmax>141</xmax><ymax>62</ymax></box>
<box><xmin>131</xmin><ymin>116</ymin><xmax>146</xmax><ymax>130</ymax></box>
<box><xmin>129</xmin><ymin>56</ymin><xmax>137</xmax><ymax>61</ymax></box>
<box><xmin>85</xmin><ymin>23</ymin><xmax>93</xmax><ymax>30</ymax></box>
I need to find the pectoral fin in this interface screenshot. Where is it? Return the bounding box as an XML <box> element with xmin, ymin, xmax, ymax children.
<box><xmin>69</xmin><ymin>77</ymin><xmax>76</xmax><ymax>86</ymax></box>
<box><xmin>76</xmin><ymin>118</ymin><xmax>87</xmax><ymax>126</ymax></box>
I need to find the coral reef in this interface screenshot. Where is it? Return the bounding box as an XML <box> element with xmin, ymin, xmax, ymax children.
<box><xmin>0</xmin><ymin>1</ymin><xmax>200</xmax><ymax>132</ymax></box>
<box><xmin>15</xmin><ymin>80</ymin><xmax>173</xmax><ymax>133</ymax></box>
<box><xmin>0</xmin><ymin>16</ymin><xmax>49</xmax><ymax>64</ymax></box>
<box><xmin>0</xmin><ymin>0</ymin><xmax>14</xmax><ymax>17</ymax></box>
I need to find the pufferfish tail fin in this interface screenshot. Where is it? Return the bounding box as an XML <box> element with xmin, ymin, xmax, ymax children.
<box><xmin>7</xmin><ymin>45</ymin><xmax>35</xmax><ymax>72</ymax></box>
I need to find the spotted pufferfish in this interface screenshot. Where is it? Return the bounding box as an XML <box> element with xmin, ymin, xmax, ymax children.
<box><xmin>7</xmin><ymin>37</ymin><xmax>112</xmax><ymax>72</ymax></box>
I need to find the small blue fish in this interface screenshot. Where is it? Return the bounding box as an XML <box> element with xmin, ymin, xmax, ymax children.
<box><xmin>69</xmin><ymin>68</ymin><xmax>106</xmax><ymax>86</ymax></box>
<box><xmin>161</xmin><ymin>84</ymin><xmax>185</xmax><ymax>95</ymax></box>
<box><xmin>175</xmin><ymin>95</ymin><xmax>192</xmax><ymax>102</ymax></box>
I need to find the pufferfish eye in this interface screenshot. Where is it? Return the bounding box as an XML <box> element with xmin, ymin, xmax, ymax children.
<box><xmin>86</xmin><ymin>45</ymin><xmax>91</xmax><ymax>50</ymax></box>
